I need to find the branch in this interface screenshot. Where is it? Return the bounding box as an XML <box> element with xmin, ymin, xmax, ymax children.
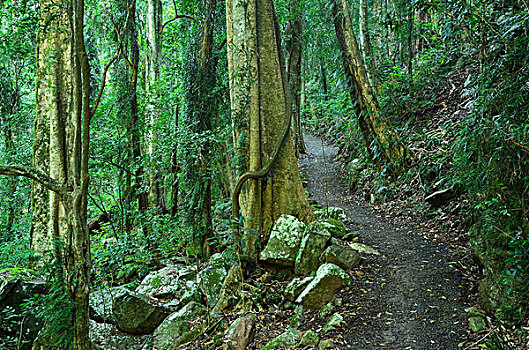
<box><xmin>0</xmin><ymin>165</ymin><xmax>66</xmax><ymax>194</ymax></box>
<box><xmin>159</xmin><ymin>0</ymin><xmax>196</xmax><ymax>35</ymax></box>
<box><xmin>92</xmin><ymin>0</ymin><xmax>136</xmax><ymax>116</ymax></box>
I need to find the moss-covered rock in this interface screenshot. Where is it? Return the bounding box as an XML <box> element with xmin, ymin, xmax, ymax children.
<box><xmin>225</xmin><ymin>314</ymin><xmax>257</xmax><ymax>350</ymax></box>
<box><xmin>295</xmin><ymin>222</ymin><xmax>331</xmax><ymax>275</ymax></box>
<box><xmin>152</xmin><ymin>301</ymin><xmax>207</xmax><ymax>349</ymax></box>
<box><xmin>299</xmin><ymin>330</ymin><xmax>319</xmax><ymax>347</ymax></box>
<box><xmin>260</xmin><ymin>215</ymin><xmax>306</xmax><ymax>269</ymax></box>
<box><xmin>261</xmin><ymin>328</ymin><xmax>301</xmax><ymax>349</ymax></box>
<box><xmin>89</xmin><ymin>286</ymin><xmax>128</xmax><ymax>324</ymax></box>
<box><xmin>322</xmin><ymin>240</ymin><xmax>361</xmax><ymax>270</ymax></box>
<box><xmin>296</xmin><ymin>264</ymin><xmax>350</xmax><ymax>309</ymax></box>
<box><xmin>323</xmin><ymin>313</ymin><xmax>343</xmax><ymax>333</ymax></box>
<box><xmin>285</xmin><ymin>277</ymin><xmax>313</xmax><ymax>301</ymax></box>
<box><xmin>314</xmin><ymin>207</ymin><xmax>349</xmax><ymax>222</ymax></box>
<box><xmin>113</xmin><ymin>289</ymin><xmax>169</xmax><ymax>335</ymax></box>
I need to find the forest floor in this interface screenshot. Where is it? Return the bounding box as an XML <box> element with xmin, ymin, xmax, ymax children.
<box><xmin>287</xmin><ymin>133</ymin><xmax>478</xmax><ymax>349</ymax></box>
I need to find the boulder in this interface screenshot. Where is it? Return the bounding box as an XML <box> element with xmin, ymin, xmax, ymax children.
<box><xmin>296</xmin><ymin>264</ymin><xmax>350</xmax><ymax>309</ymax></box>
<box><xmin>314</xmin><ymin>207</ymin><xmax>348</xmax><ymax>222</ymax></box>
<box><xmin>224</xmin><ymin>314</ymin><xmax>256</xmax><ymax>350</ymax></box>
<box><xmin>322</xmin><ymin>239</ymin><xmax>361</xmax><ymax>270</ymax></box>
<box><xmin>295</xmin><ymin>222</ymin><xmax>331</xmax><ymax>275</ymax></box>
<box><xmin>89</xmin><ymin>286</ymin><xmax>128</xmax><ymax>324</ymax></box>
<box><xmin>285</xmin><ymin>277</ymin><xmax>313</xmax><ymax>301</ymax></box>
<box><xmin>262</xmin><ymin>328</ymin><xmax>301</xmax><ymax>350</ymax></box>
<box><xmin>152</xmin><ymin>301</ymin><xmax>206</xmax><ymax>350</ymax></box>
<box><xmin>198</xmin><ymin>265</ymin><xmax>228</xmax><ymax>309</ymax></box>
<box><xmin>136</xmin><ymin>265</ymin><xmax>198</xmax><ymax>303</ymax></box>
<box><xmin>113</xmin><ymin>289</ymin><xmax>169</xmax><ymax>335</ymax></box>
<box><xmin>260</xmin><ymin>215</ymin><xmax>306</xmax><ymax>269</ymax></box>
<box><xmin>214</xmin><ymin>264</ymin><xmax>243</xmax><ymax>313</ymax></box>
<box><xmin>0</xmin><ymin>271</ymin><xmax>45</xmax><ymax>350</ymax></box>
<box><xmin>89</xmin><ymin>320</ymin><xmax>150</xmax><ymax>350</ymax></box>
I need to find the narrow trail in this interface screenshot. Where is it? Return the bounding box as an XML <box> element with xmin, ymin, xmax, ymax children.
<box><xmin>298</xmin><ymin>134</ymin><xmax>469</xmax><ymax>349</ymax></box>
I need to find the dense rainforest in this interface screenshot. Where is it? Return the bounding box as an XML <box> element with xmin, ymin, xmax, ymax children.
<box><xmin>0</xmin><ymin>0</ymin><xmax>528</xmax><ymax>348</ymax></box>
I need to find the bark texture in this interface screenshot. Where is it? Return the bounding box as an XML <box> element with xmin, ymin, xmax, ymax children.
<box><xmin>227</xmin><ymin>0</ymin><xmax>314</xmax><ymax>258</ymax></box>
<box><xmin>333</xmin><ymin>0</ymin><xmax>409</xmax><ymax>173</ymax></box>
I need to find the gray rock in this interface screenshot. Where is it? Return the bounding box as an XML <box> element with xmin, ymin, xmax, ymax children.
<box><xmin>224</xmin><ymin>314</ymin><xmax>256</xmax><ymax>350</ymax></box>
<box><xmin>262</xmin><ymin>328</ymin><xmax>301</xmax><ymax>349</ymax></box>
<box><xmin>285</xmin><ymin>277</ymin><xmax>313</xmax><ymax>301</ymax></box>
<box><xmin>89</xmin><ymin>320</ymin><xmax>150</xmax><ymax>350</ymax></box>
<box><xmin>152</xmin><ymin>301</ymin><xmax>207</xmax><ymax>350</ymax></box>
<box><xmin>136</xmin><ymin>265</ymin><xmax>197</xmax><ymax>301</ymax></box>
<box><xmin>260</xmin><ymin>215</ymin><xmax>307</xmax><ymax>269</ymax></box>
<box><xmin>0</xmin><ymin>274</ymin><xmax>45</xmax><ymax>350</ymax></box>
<box><xmin>113</xmin><ymin>289</ymin><xmax>169</xmax><ymax>335</ymax></box>
<box><xmin>296</xmin><ymin>264</ymin><xmax>350</xmax><ymax>309</ymax></box>
<box><xmin>89</xmin><ymin>286</ymin><xmax>128</xmax><ymax>324</ymax></box>
<box><xmin>199</xmin><ymin>266</ymin><xmax>228</xmax><ymax>309</ymax></box>
<box><xmin>348</xmin><ymin>243</ymin><xmax>380</xmax><ymax>256</ymax></box>
<box><xmin>322</xmin><ymin>240</ymin><xmax>361</xmax><ymax>270</ymax></box>
<box><xmin>314</xmin><ymin>207</ymin><xmax>349</xmax><ymax>222</ymax></box>
<box><xmin>323</xmin><ymin>313</ymin><xmax>343</xmax><ymax>333</ymax></box>
<box><xmin>214</xmin><ymin>264</ymin><xmax>243</xmax><ymax>313</ymax></box>
<box><xmin>295</xmin><ymin>221</ymin><xmax>331</xmax><ymax>275</ymax></box>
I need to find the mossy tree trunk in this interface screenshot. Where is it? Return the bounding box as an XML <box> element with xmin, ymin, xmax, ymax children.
<box><xmin>227</xmin><ymin>0</ymin><xmax>314</xmax><ymax>259</ymax></box>
<box><xmin>1</xmin><ymin>0</ymin><xmax>92</xmax><ymax>347</ymax></box>
<box><xmin>333</xmin><ymin>0</ymin><xmax>409</xmax><ymax>174</ymax></box>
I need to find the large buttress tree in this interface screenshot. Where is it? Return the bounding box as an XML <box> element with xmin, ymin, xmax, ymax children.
<box><xmin>333</xmin><ymin>0</ymin><xmax>409</xmax><ymax>173</ymax></box>
<box><xmin>227</xmin><ymin>0</ymin><xmax>314</xmax><ymax>259</ymax></box>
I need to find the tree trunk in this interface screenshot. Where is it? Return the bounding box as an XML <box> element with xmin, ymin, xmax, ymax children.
<box><xmin>359</xmin><ymin>0</ymin><xmax>376</xmax><ymax>88</ymax></box>
<box><xmin>333</xmin><ymin>0</ymin><xmax>409</xmax><ymax>173</ymax></box>
<box><xmin>146</xmin><ymin>0</ymin><xmax>164</xmax><ymax>212</ymax></box>
<box><xmin>286</xmin><ymin>0</ymin><xmax>307</xmax><ymax>156</ymax></box>
<box><xmin>227</xmin><ymin>0</ymin><xmax>314</xmax><ymax>259</ymax></box>
<box><xmin>32</xmin><ymin>0</ymin><xmax>72</xmax><ymax>260</ymax></box>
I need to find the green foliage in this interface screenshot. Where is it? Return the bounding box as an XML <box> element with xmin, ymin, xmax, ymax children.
<box><xmin>23</xmin><ymin>254</ymin><xmax>74</xmax><ymax>349</ymax></box>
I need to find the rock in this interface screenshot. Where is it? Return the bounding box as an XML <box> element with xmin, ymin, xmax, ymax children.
<box><xmin>136</xmin><ymin>265</ymin><xmax>197</xmax><ymax>296</ymax></box>
<box><xmin>113</xmin><ymin>289</ymin><xmax>169</xmax><ymax>335</ymax></box>
<box><xmin>285</xmin><ymin>277</ymin><xmax>313</xmax><ymax>301</ymax></box>
<box><xmin>89</xmin><ymin>320</ymin><xmax>150</xmax><ymax>350</ymax></box>
<box><xmin>0</xmin><ymin>272</ymin><xmax>45</xmax><ymax>350</ymax></box>
<box><xmin>261</xmin><ymin>328</ymin><xmax>301</xmax><ymax>350</ymax></box>
<box><xmin>213</xmin><ymin>264</ymin><xmax>243</xmax><ymax>313</ymax></box>
<box><xmin>322</xmin><ymin>240</ymin><xmax>361</xmax><ymax>270</ymax></box>
<box><xmin>199</xmin><ymin>264</ymin><xmax>228</xmax><ymax>309</ymax></box>
<box><xmin>295</xmin><ymin>221</ymin><xmax>331</xmax><ymax>275</ymax></box>
<box><xmin>314</xmin><ymin>207</ymin><xmax>348</xmax><ymax>222</ymax></box>
<box><xmin>425</xmin><ymin>188</ymin><xmax>455</xmax><ymax>207</ymax></box>
<box><xmin>260</xmin><ymin>215</ymin><xmax>306</xmax><ymax>269</ymax></box>
<box><xmin>348</xmin><ymin>243</ymin><xmax>380</xmax><ymax>256</ymax></box>
<box><xmin>296</xmin><ymin>264</ymin><xmax>350</xmax><ymax>309</ymax></box>
<box><xmin>319</xmin><ymin>339</ymin><xmax>336</xmax><ymax>349</ymax></box>
<box><xmin>468</xmin><ymin>316</ymin><xmax>487</xmax><ymax>333</ymax></box>
<box><xmin>152</xmin><ymin>301</ymin><xmax>207</xmax><ymax>349</ymax></box>
<box><xmin>224</xmin><ymin>314</ymin><xmax>256</xmax><ymax>350</ymax></box>
<box><xmin>299</xmin><ymin>330</ymin><xmax>319</xmax><ymax>347</ymax></box>
<box><xmin>89</xmin><ymin>286</ymin><xmax>128</xmax><ymax>324</ymax></box>
<box><xmin>323</xmin><ymin>313</ymin><xmax>343</xmax><ymax>333</ymax></box>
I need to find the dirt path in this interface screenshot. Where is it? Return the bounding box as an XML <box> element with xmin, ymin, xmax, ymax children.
<box><xmin>298</xmin><ymin>134</ymin><xmax>469</xmax><ymax>349</ymax></box>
